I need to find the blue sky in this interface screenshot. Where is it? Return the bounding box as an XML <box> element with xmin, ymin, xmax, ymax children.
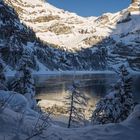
<box><xmin>48</xmin><ymin>0</ymin><xmax>131</xmax><ymax>17</ymax></box>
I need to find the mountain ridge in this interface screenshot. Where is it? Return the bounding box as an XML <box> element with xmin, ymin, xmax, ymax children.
<box><xmin>4</xmin><ymin>0</ymin><xmax>140</xmax><ymax>51</ymax></box>
<box><xmin>0</xmin><ymin>0</ymin><xmax>140</xmax><ymax>72</ymax></box>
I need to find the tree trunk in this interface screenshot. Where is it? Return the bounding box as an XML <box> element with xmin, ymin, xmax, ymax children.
<box><xmin>67</xmin><ymin>93</ymin><xmax>74</xmax><ymax>128</ymax></box>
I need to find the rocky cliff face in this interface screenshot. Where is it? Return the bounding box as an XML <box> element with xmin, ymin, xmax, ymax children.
<box><xmin>132</xmin><ymin>0</ymin><xmax>140</xmax><ymax>3</ymax></box>
<box><xmin>129</xmin><ymin>0</ymin><xmax>140</xmax><ymax>13</ymax></box>
<box><xmin>4</xmin><ymin>0</ymin><xmax>139</xmax><ymax>51</ymax></box>
<box><xmin>0</xmin><ymin>1</ymin><xmax>109</xmax><ymax>72</ymax></box>
<box><xmin>0</xmin><ymin>0</ymin><xmax>140</xmax><ymax>71</ymax></box>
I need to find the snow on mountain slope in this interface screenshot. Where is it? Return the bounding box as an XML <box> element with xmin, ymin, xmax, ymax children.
<box><xmin>1</xmin><ymin>0</ymin><xmax>140</xmax><ymax>71</ymax></box>
<box><xmin>4</xmin><ymin>0</ymin><xmax>140</xmax><ymax>51</ymax></box>
<box><xmin>5</xmin><ymin>0</ymin><xmax>140</xmax><ymax>50</ymax></box>
<box><xmin>0</xmin><ymin>0</ymin><xmax>108</xmax><ymax>72</ymax></box>
<box><xmin>4</xmin><ymin>0</ymin><xmax>97</xmax><ymax>50</ymax></box>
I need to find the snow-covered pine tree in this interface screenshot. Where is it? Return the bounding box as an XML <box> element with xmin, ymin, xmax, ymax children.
<box><xmin>7</xmin><ymin>34</ymin><xmax>23</xmax><ymax>68</ymax></box>
<box><xmin>0</xmin><ymin>57</ymin><xmax>7</xmax><ymax>90</ymax></box>
<box><xmin>118</xmin><ymin>65</ymin><xmax>134</xmax><ymax>120</ymax></box>
<box><xmin>10</xmin><ymin>53</ymin><xmax>36</xmax><ymax>109</ymax></box>
<box><xmin>65</xmin><ymin>80</ymin><xmax>88</xmax><ymax>128</ymax></box>
<box><xmin>91</xmin><ymin>65</ymin><xmax>134</xmax><ymax>125</ymax></box>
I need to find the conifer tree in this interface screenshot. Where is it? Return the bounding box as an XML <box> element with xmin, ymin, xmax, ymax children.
<box><xmin>10</xmin><ymin>53</ymin><xmax>36</xmax><ymax>109</ymax></box>
<box><xmin>0</xmin><ymin>57</ymin><xmax>7</xmax><ymax>90</ymax></box>
<box><xmin>7</xmin><ymin>35</ymin><xmax>23</xmax><ymax>68</ymax></box>
<box><xmin>65</xmin><ymin>80</ymin><xmax>88</xmax><ymax>128</ymax></box>
<box><xmin>91</xmin><ymin>65</ymin><xmax>134</xmax><ymax>125</ymax></box>
<box><xmin>118</xmin><ymin>65</ymin><xmax>134</xmax><ymax>120</ymax></box>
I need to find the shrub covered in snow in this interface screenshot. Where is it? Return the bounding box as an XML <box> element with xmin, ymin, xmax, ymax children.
<box><xmin>91</xmin><ymin>65</ymin><xmax>134</xmax><ymax>124</ymax></box>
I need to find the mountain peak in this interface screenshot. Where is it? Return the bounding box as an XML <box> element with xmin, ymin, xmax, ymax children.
<box><xmin>129</xmin><ymin>0</ymin><xmax>140</xmax><ymax>13</ymax></box>
<box><xmin>3</xmin><ymin>0</ymin><xmax>140</xmax><ymax>51</ymax></box>
<box><xmin>0</xmin><ymin>0</ymin><xmax>140</xmax><ymax>71</ymax></box>
<box><xmin>131</xmin><ymin>0</ymin><xmax>140</xmax><ymax>3</ymax></box>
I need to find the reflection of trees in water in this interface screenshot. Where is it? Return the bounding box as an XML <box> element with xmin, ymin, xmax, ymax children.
<box><xmin>133</xmin><ymin>76</ymin><xmax>140</xmax><ymax>102</ymax></box>
<box><xmin>134</xmin><ymin>76</ymin><xmax>140</xmax><ymax>92</ymax></box>
<box><xmin>90</xmin><ymin>82</ymin><xmax>107</xmax><ymax>97</ymax></box>
<box><xmin>36</xmin><ymin>83</ymin><xmax>67</xmax><ymax>100</ymax></box>
<box><xmin>83</xmin><ymin>78</ymin><xmax>108</xmax><ymax>97</ymax></box>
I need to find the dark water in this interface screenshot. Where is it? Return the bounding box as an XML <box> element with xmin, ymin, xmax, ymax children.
<box><xmin>35</xmin><ymin>72</ymin><xmax>140</xmax><ymax>105</ymax></box>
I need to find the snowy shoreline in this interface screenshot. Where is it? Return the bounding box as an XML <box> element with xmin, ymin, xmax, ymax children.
<box><xmin>6</xmin><ymin>70</ymin><xmax>140</xmax><ymax>77</ymax></box>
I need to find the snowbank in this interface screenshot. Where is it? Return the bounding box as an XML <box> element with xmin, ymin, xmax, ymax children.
<box><xmin>0</xmin><ymin>89</ymin><xmax>140</xmax><ymax>140</ymax></box>
<box><xmin>46</xmin><ymin>105</ymin><xmax>140</xmax><ymax>140</ymax></box>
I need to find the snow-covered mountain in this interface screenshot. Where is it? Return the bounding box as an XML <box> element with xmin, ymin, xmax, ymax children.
<box><xmin>0</xmin><ymin>0</ymin><xmax>140</xmax><ymax>71</ymax></box>
<box><xmin>4</xmin><ymin>0</ymin><xmax>97</xmax><ymax>51</ymax></box>
<box><xmin>0</xmin><ymin>0</ymin><xmax>108</xmax><ymax>72</ymax></box>
<box><xmin>4</xmin><ymin>0</ymin><xmax>140</xmax><ymax>50</ymax></box>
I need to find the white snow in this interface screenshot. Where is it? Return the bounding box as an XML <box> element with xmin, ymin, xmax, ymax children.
<box><xmin>46</xmin><ymin>105</ymin><xmax>140</xmax><ymax>140</ymax></box>
<box><xmin>9</xmin><ymin>0</ymin><xmax>140</xmax><ymax>51</ymax></box>
<box><xmin>6</xmin><ymin>0</ymin><xmax>139</xmax><ymax>51</ymax></box>
<box><xmin>0</xmin><ymin>90</ymin><xmax>140</xmax><ymax>140</ymax></box>
<box><xmin>1</xmin><ymin>0</ymin><xmax>140</xmax><ymax>138</ymax></box>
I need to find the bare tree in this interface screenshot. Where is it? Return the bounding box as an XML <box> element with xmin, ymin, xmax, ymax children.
<box><xmin>65</xmin><ymin>80</ymin><xmax>88</xmax><ymax>128</ymax></box>
<box><xmin>25</xmin><ymin>112</ymin><xmax>51</xmax><ymax>140</ymax></box>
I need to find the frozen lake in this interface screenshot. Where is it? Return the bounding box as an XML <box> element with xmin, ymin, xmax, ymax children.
<box><xmin>8</xmin><ymin>71</ymin><xmax>140</xmax><ymax>123</ymax></box>
<box><xmin>35</xmin><ymin>72</ymin><xmax>140</xmax><ymax>105</ymax></box>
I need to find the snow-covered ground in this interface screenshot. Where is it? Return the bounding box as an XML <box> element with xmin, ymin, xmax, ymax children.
<box><xmin>0</xmin><ymin>89</ymin><xmax>140</xmax><ymax>140</ymax></box>
<box><xmin>47</xmin><ymin>105</ymin><xmax>140</xmax><ymax>140</ymax></box>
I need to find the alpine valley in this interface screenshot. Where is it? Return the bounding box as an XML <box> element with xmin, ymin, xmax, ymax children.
<box><xmin>0</xmin><ymin>0</ymin><xmax>140</xmax><ymax>72</ymax></box>
<box><xmin>0</xmin><ymin>1</ymin><xmax>140</xmax><ymax>140</ymax></box>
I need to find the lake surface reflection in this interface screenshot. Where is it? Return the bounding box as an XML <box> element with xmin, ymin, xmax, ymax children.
<box><xmin>35</xmin><ymin>72</ymin><xmax>140</xmax><ymax>105</ymax></box>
